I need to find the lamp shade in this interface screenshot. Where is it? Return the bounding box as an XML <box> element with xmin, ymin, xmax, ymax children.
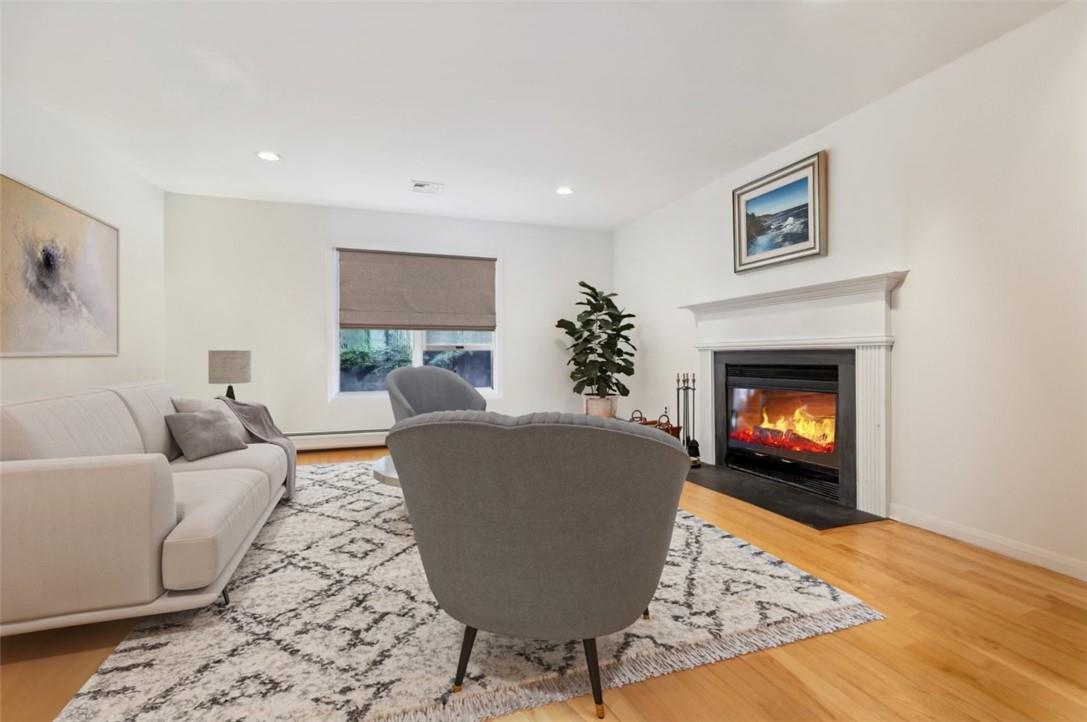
<box><xmin>208</xmin><ymin>350</ymin><xmax>251</xmax><ymax>384</ymax></box>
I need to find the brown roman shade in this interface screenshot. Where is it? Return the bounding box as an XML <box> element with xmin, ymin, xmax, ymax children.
<box><xmin>338</xmin><ymin>249</ymin><xmax>496</xmax><ymax>331</ymax></box>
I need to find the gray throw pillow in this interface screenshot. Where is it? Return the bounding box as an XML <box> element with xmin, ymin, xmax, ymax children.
<box><xmin>172</xmin><ymin>397</ymin><xmax>250</xmax><ymax>442</ymax></box>
<box><xmin>165</xmin><ymin>409</ymin><xmax>248</xmax><ymax>461</ymax></box>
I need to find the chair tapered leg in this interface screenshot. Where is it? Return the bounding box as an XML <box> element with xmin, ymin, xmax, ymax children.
<box><xmin>582</xmin><ymin>638</ymin><xmax>605</xmax><ymax>718</ymax></box>
<box><xmin>452</xmin><ymin>626</ymin><xmax>477</xmax><ymax>692</ymax></box>
<box><xmin>642</xmin><ymin>607</ymin><xmax>650</xmax><ymax>620</ymax></box>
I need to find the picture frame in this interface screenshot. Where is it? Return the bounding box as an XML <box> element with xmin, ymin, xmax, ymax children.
<box><xmin>1</xmin><ymin>175</ymin><xmax>119</xmax><ymax>357</ymax></box>
<box><xmin>732</xmin><ymin>151</ymin><xmax>827</xmax><ymax>273</ymax></box>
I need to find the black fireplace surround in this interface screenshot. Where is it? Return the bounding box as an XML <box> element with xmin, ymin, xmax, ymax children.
<box><xmin>715</xmin><ymin>350</ymin><xmax>856</xmax><ymax>507</ymax></box>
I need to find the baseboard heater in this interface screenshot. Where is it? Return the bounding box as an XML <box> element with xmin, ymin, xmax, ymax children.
<box><xmin>286</xmin><ymin>429</ymin><xmax>389</xmax><ymax>451</ymax></box>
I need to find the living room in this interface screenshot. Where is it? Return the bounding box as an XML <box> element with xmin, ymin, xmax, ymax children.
<box><xmin>1</xmin><ymin>2</ymin><xmax>1084</xmax><ymax>721</ymax></box>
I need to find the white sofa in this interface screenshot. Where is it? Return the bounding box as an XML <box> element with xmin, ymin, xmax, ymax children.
<box><xmin>0</xmin><ymin>381</ymin><xmax>289</xmax><ymax>636</ymax></box>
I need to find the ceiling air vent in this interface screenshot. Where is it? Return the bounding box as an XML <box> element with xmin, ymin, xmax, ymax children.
<box><xmin>411</xmin><ymin>180</ymin><xmax>444</xmax><ymax>194</ymax></box>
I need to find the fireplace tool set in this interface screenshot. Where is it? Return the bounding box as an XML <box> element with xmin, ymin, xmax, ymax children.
<box><xmin>625</xmin><ymin>373</ymin><xmax>701</xmax><ymax>468</ymax></box>
<box><xmin>676</xmin><ymin>373</ymin><xmax>701</xmax><ymax>468</ymax></box>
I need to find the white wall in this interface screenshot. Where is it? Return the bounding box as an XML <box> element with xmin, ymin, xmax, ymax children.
<box><xmin>0</xmin><ymin>99</ymin><xmax>166</xmax><ymax>402</ymax></box>
<box><xmin>614</xmin><ymin>3</ymin><xmax>1087</xmax><ymax>577</ymax></box>
<box><xmin>164</xmin><ymin>193</ymin><xmax>612</xmax><ymax>434</ymax></box>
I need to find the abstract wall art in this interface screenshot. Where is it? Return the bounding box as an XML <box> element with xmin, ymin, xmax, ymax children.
<box><xmin>1</xmin><ymin>175</ymin><xmax>118</xmax><ymax>356</ymax></box>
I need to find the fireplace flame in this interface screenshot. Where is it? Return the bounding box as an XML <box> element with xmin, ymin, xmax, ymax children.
<box><xmin>729</xmin><ymin>401</ymin><xmax>836</xmax><ymax>455</ymax></box>
<box><xmin>759</xmin><ymin>405</ymin><xmax>835</xmax><ymax>448</ymax></box>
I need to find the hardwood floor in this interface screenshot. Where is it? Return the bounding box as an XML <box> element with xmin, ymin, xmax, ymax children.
<box><xmin>0</xmin><ymin>619</ymin><xmax>134</xmax><ymax>722</ymax></box>
<box><xmin>2</xmin><ymin>447</ymin><xmax>1084</xmax><ymax>721</ymax></box>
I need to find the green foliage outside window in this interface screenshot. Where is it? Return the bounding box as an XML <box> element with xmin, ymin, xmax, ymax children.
<box><xmin>339</xmin><ymin>329</ymin><xmax>412</xmax><ymax>391</ymax></box>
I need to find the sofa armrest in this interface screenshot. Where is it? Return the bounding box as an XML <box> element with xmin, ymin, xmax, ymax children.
<box><xmin>0</xmin><ymin>454</ymin><xmax>177</xmax><ymax>625</ymax></box>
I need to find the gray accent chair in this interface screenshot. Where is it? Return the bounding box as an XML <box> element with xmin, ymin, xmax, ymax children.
<box><xmin>375</xmin><ymin>367</ymin><xmax>488</xmax><ymax>486</ymax></box>
<box><xmin>387</xmin><ymin>410</ymin><xmax>689</xmax><ymax>718</ymax></box>
<box><xmin>385</xmin><ymin>366</ymin><xmax>487</xmax><ymax>422</ymax></box>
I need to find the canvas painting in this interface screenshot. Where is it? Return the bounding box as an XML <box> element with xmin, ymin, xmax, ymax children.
<box><xmin>1</xmin><ymin>175</ymin><xmax>118</xmax><ymax>356</ymax></box>
<box><xmin>732</xmin><ymin>151</ymin><xmax>827</xmax><ymax>272</ymax></box>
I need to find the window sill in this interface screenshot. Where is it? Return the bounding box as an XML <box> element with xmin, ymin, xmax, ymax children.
<box><xmin>332</xmin><ymin>390</ymin><xmax>390</xmax><ymax>399</ymax></box>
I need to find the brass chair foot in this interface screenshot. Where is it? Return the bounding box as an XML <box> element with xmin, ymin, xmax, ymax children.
<box><xmin>595</xmin><ymin>703</ymin><xmax>606</xmax><ymax>718</ymax></box>
<box><xmin>452</xmin><ymin>684</ymin><xmax>462</xmax><ymax>693</ymax></box>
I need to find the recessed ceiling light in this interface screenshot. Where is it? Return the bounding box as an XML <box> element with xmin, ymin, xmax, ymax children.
<box><xmin>412</xmin><ymin>180</ymin><xmax>444</xmax><ymax>194</ymax></box>
<box><xmin>556</xmin><ymin>186</ymin><xmax>573</xmax><ymax>196</ymax></box>
<box><xmin>256</xmin><ymin>150</ymin><xmax>282</xmax><ymax>162</ymax></box>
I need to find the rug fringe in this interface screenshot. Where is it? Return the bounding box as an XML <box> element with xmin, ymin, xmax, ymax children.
<box><xmin>374</xmin><ymin>603</ymin><xmax>883</xmax><ymax>722</ymax></box>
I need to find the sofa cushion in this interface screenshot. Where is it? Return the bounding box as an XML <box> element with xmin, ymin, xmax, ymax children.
<box><xmin>165</xmin><ymin>410</ymin><xmax>248</xmax><ymax>461</ymax></box>
<box><xmin>172</xmin><ymin>396</ymin><xmax>250</xmax><ymax>443</ymax></box>
<box><xmin>0</xmin><ymin>390</ymin><xmax>144</xmax><ymax>461</ymax></box>
<box><xmin>169</xmin><ymin>443</ymin><xmax>288</xmax><ymax>499</ymax></box>
<box><xmin>163</xmin><ymin>469</ymin><xmax>270</xmax><ymax>590</ymax></box>
<box><xmin>105</xmin><ymin>382</ymin><xmax>182</xmax><ymax>460</ymax></box>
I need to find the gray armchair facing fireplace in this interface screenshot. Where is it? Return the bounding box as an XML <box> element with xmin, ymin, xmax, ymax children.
<box><xmin>386</xmin><ymin>410</ymin><xmax>690</xmax><ymax>717</ymax></box>
<box><xmin>373</xmin><ymin>366</ymin><xmax>488</xmax><ymax>486</ymax></box>
<box><xmin>386</xmin><ymin>366</ymin><xmax>487</xmax><ymax>422</ymax></box>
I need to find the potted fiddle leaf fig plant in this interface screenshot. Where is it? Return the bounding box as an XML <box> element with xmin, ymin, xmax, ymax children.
<box><xmin>556</xmin><ymin>281</ymin><xmax>636</xmax><ymax>417</ymax></box>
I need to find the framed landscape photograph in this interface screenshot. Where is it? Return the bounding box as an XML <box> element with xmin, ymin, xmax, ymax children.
<box><xmin>1</xmin><ymin>175</ymin><xmax>119</xmax><ymax>356</ymax></box>
<box><xmin>732</xmin><ymin>151</ymin><xmax>827</xmax><ymax>273</ymax></box>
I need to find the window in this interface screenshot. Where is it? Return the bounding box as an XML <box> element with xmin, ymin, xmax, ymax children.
<box><xmin>339</xmin><ymin>329</ymin><xmax>413</xmax><ymax>392</ymax></box>
<box><xmin>337</xmin><ymin>246</ymin><xmax>497</xmax><ymax>394</ymax></box>
<box><xmin>339</xmin><ymin>328</ymin><xmax>495</xmax><ymax>392</ymax></box>
<box><xmin>422</xmin><ymin>330</ymin><xmax>494</xmax><ymax>389</ymax></box>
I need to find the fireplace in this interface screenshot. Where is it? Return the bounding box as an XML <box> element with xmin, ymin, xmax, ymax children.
<box><xmin>715</xmin><ymin>350</ymin><xmax>856</xmax><ymax>506</ymax></box>
<box><xmin>685</xmin><ymin>272</ymin><xmax>906</xmax><ymax>516</ymax></box>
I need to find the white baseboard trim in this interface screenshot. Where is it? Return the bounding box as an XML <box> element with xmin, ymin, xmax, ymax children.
<box><xmin>290</xmin><ymin>431</ymin><xmax>388</xmax><ymax>451</ymax></box>
<box><xmin>889</xmin><ymin>503</ymin><xmax>1087</xmax><ymax>581</ymax></box>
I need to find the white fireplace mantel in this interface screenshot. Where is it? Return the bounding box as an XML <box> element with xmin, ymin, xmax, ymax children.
<box><xmin>681</xmin><ymin>271</ymin><xmax>908</xmax><ymax>315</ymax></box>
<box><xmin>682</xmin><ymin>270</ymin><xmax>908</xmax><ymax>516</ymax></box>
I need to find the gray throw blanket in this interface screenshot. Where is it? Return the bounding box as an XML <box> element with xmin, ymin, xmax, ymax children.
<box><xmin>219</xmin><ymin>397</ymin><xmax>296</xmax><ymax>499</ymax></box>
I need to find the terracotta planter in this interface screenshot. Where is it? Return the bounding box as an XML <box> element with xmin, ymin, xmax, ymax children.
<box><xmin>585</xmin><ymin>396</ymin><xmax>617</xmax><ymax>417</ymax></box>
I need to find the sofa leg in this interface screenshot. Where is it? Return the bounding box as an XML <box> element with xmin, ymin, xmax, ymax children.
<box><xmin>643</xmin><ymin>607</ymin><xmax>650</xmax><ymax>620</ymax></box>
<box><xmin>221</xmin><ymin>588</ymin><xmax>230</xmax><ymax>606</ymax></box>
<box><xmin>583</xmin><ymin>638</ymin><xmax>605</xmax><ymax>718</ymax></box>
<box><xmin>453</xmin><ymin>626</ymin><xmax>477</xmax><ymax>692</ymax></box>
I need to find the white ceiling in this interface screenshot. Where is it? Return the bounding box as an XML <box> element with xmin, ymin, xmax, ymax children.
<box><xmin>2</xmin><ymin>1</ymin><xmax>1054</xmax><ymax>230</ymax></box>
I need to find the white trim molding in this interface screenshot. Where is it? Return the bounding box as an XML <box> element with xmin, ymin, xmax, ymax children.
<box><xmin>681</xmin><ymin>271</ymin><xmax>908</xmax><ymax>315</ymax></box>
<box><xmin>684</xmin><ymin>271</ymin><xmax>909</xmax><ymax>517</ymax></box>
<box><xmin>290</xmin><ymin>431</ymin><xmax>388</xmax><ymax>451</ymax></box>
<box><xmin>695</xmin><ymin>335</ymin><xmax>894</xmax><ymax>351</ymax></box>
<box><xmin>890</xmin><ymin>504</ymin><xmax>1087</xmax><ymax>581</ymax></box>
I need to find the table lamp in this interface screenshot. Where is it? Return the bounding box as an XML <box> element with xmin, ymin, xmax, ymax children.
<box><xmin>209</xmin><ymin>350</ymin><xmax>251</xmax><ymax>400</ymax></box>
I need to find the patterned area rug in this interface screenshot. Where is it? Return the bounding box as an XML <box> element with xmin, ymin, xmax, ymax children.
<box><xmin>59</xmin><ymin>462</ymin><xmax>881</xmax><ymax>722</ymax></box>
